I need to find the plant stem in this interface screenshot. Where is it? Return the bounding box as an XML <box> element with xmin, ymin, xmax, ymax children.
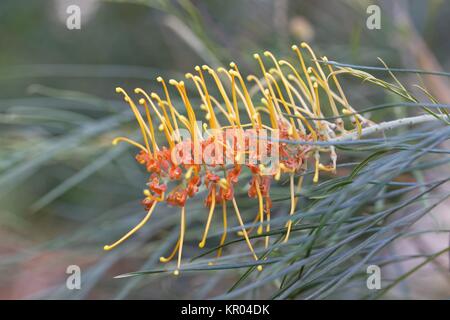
<box><xmin>333</xmin><ymin>114</ymin><xmax>443</xmax><ymax>142</ymax></box>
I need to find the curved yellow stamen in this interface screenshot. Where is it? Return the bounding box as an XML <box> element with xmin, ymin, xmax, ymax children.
<box><xmin>291</xmin><ymin>45</ymin><xmax>316</xmax><ymax>103</ymax></box>
<box><xmin>229</xmin><ymin>64</ymin><xmax>260</xmax><ymax>128</ymax></box>
<box><xmin>264</xmin><ymin>51</ymin><xmax>301</xmax><ymax>137</ymax></box>
<box><xmin>134</xmin><ymin>88</ymin><xmax>175</xmax><ymax>149</ymax></box>
<box><xmin>270</xmin><ymin>68</ymin><xmax>308</xmax><ymax>134</ymax></box>
<box><xmin>313</xmin><ymin>82</ymin><xmax>321</xmax><ymax>117</ymax></box>
<box><xmin>265</xmin><ymin>198</ymin><xmax>271</xmax><ymax>249</ymax></box>
<box><xmin>156</xmin><ymin>77</ymin><xmax>181</xmax><ymax>141</ymax></box>
<box><xmin>170</xmin><ymin>80</ymin><xmax>201</xmax><ymax>147</ymax></box>
<box><xmin>284</xmin><ymin>174</ymin><xmax>295</xmax><ymax>243</ymax></box>
<box><xmin>209</xmin><ymin>95</ymin><xmax>235</xmax><ymax>126</ymax></box>
<box><xmin>174</xmin><ymin>206</ymin><xmax>186</xmax><ymax>275</ymax></box>
<box><xmin>219</xmin><ymin>68</ymin><xmax>260</xmax><ymax>130</ymax></box>
<box><xmin>217</xmin><ymin>67</ymin><xmax>241</xmax><ymax>124</ymax></box>
<box><xmin>313</xmin><ymin>151</ymin><xmax>320</xmax><ymax>183</ymax></box>
<box><xmin>254</xmin><ymin>178</ymin><xmax>264</xmax><ymax>235</ymax></box>
<box><xmin>199</xmin><ymin>185</ymin><xmax>216</xmax><ymax>248</ymax></box>
<box><xmin>301</xmin><ymin>43</ymin><xmax>340</xmax><ymax>117</ymax></box>
<box><xmin>160</xmin><ymin>239</ymin><xmax>180</xmax><ymax>263</ymax></box>
<box><xmin>115</xmin><ymin>87</ymin><xmax>152</xmax><ymax>154</ymax></box>
<box><xmin>137</xmin><ymin>98</ymin><xmax>159</xmax><ymax>154</ymax></box>
<box><xmin>151</xmin><ymin>93</ymin><xmax>192</xmax><ymax>135</ymax></box>
<box><xmin>247</xmin><ymin>74</ymin><xmax>283</xmax><ymax>123</ymax></box>
<box><xmin>279</xmin><ymin>59</ymin><xmax>313</xmax><ymax>104</ymax></box>
<box><xmin>284</xmin><ymin>74</ymin><xmax>314</xmax><ymax>115</ymax></box>
<box><xmin>186</xmin><ymin>73</ymin><xmax>219</xmax><ymax>129</ymax></box>
<box><xmin>261</xmin><ymin>95</ymin><xmax>279</xmax><ymax>130</ymax></box>
<box><xmin>323</xmin><ymin>57</ymin><xmax>362</xmax><ymax>135</ymax></box>
<box><xmin>274</xmin><ymin>82</ymin><xmax>317</xmax><ymax>140</ymax></box>
<box><xmin>265</xmin><ymin>72</ymin><xmax>299</xmax><ymax>137</ymax></box>
<box><xmin>237</xmin><ymin>214</ymin><xmax>260</xmax><ymax>237</ymax></box>
<box><xmin>112</xmin><ymin>137</ymin><xmax>147</xmax><ymax>152</ymax></box>
<box><xmin>232</xmin><ymin>197</ymin><xmax>263</xmax><ymax>271</ymax></box>
<box><xmin>254</xmin><ymin>53</ymin><xmax>282</xmax><ymax>116</ymax></box>
<box><xmin>104</xmin><ymin>200</ymin><xmax>158</xmax><ymax>251</ymax></box>
<box><xmin>202</xmin><ymin>65</ymin><xmax>236</xmax><ymax>125</ymax></box>
<box><xmin>195</xmin><ymin>66</ymin><xmax>221</xmax><ymax>128</ymax></box>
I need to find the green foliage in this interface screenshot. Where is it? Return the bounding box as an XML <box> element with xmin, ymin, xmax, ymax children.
<box><xmin>1</xmin><ymin>0</ymin><xmax>449</xmax><ymax>299</ymax></box>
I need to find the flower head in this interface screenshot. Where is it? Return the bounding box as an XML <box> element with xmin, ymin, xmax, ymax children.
<box><xmin>104</xmin><ymin>43</ymin><xmax>373</xmax><ymax>274</ymax></box>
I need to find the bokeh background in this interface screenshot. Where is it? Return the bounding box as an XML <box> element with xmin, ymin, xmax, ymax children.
<box><xmin>1</xmin><ymin>0</ymin><xmax>449</xmax><ymax>299</ymax></box>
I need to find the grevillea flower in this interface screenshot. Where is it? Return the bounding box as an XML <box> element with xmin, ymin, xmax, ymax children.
<box><xmin>104</xmin><ymin>43</ymin><xmax>373</xmax><ymax>275</ymax></box>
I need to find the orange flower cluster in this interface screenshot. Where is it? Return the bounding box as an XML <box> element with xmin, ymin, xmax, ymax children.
<box><xmin>104</xmin><ymin>43</ymin><xmax>372</xmax><ymax>275</ymax></box>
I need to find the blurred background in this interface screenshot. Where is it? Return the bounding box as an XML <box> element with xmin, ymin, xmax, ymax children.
<box><xmin>0</xmin><ymin>0</ymin><xmax>449</xmax><ymax>299</ymax></box>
